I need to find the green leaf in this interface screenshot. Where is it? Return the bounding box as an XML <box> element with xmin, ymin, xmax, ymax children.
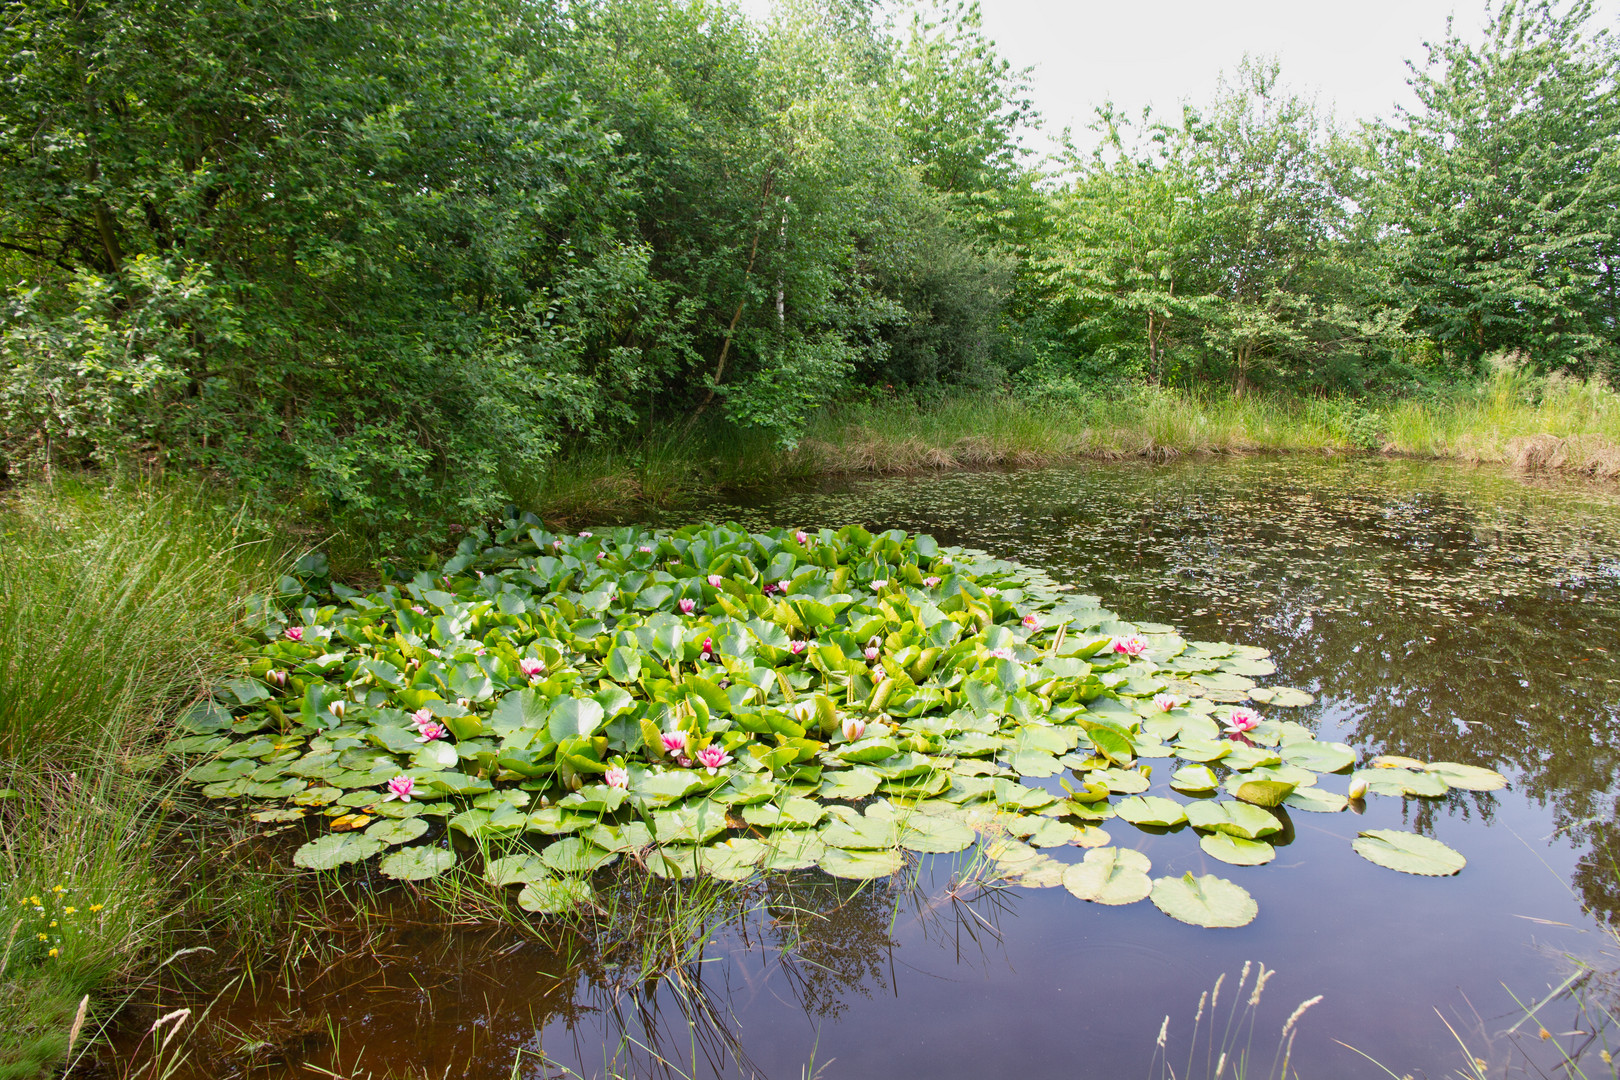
<box><xmin>819</xmin><ymin>847</ymin><xmax>905</xmax><ymax>880</ymax></box>
<box><xmin>1423</xmin><ymin>762</ymin><xmax>1508</xmax><ymax>791</ymax></box>
<box><xmin>539</xmin><ymin>837</ymin><xmax>618</xmax><ymax>873</ymax></box>
<box><xmin>379</xmin><ymin>846</ymin><xmax>455</xmax><ymax>880</ymax></box>
<box><xmin>1280</xmin><ymin>741</ymin><xmax>1356</xmax><ymax>773</ymax></box>
<box><xmin>1169</xmin><ymin>764</ymin><xmax>1219</xmax><ymax>793</ymax></box>
<box><xmin>1231</xmin><ymin>779</ymin><xmax>1297</xmax><ymax>807</ymax></box>
<box><xmin>518</xmin><ymin>877</ymin><xmax>593</xmax><ymax>914</ymax></box>
<box><xmin>484</xmin><ymin>854</ymin><xmax>550</xmax><ymax>887</ymax></box>
<box><xmin>1184</xmin><ymin>801</ymin><xmax>1282</xmax><ymax>839</ymax></box>
<box><xmin>1150</xmin><ymin>872</ymin><xmax>1258</xmax><ymax>928</ymax></box>
<box><xmin>898</xmin><ymin>813</ymin><xmax>977</xmax><ymax>854</ymax></box>
<box><xmin>1062</xmin><ymin>847</ymin><xmax>1152</xmax><ymax>905</ymax></box>
<box><xmin>1199</xmin><ymin>833</ymin><xmax>1275</xmax><ymax>865</ymax></box>
<box><xmin>1113</xmin><ymin>795</ymin><xmax>1188</xmax><ymax>828</ymax></box>
<box><xmin>292</xmin><ymin>833</ymin><xmax>382</xmax><ymax>871</ymax></box>
<box><xmin>1283</xmin><ymin>787</ymin><xmax>1348</xmax><ymax>813</ymax></box>
<box><xmin>364</xmin><ymin>818</ymin><xmax>429</xmax><ymax>846</ymax></box>
<box><xmin>1352</xmin><ymin>829</ymin><xmax>1466</xmax><ymax>876</ymax></box>
<box><xmin>547</xmin><ymin>697</ymin><xmax>606</xmax><ymax>742</ymax></box>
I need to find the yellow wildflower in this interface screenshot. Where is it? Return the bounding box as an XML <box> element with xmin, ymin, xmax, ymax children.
<box><xmin>89</xmin><ymin>904</ymin><xmax>104</xmax><ymax>913</ymax></box>
<box><xmin>63</xmin><ymin>906</ymin><xmax>75</xmax><ymax>915</ymax></box>
<box><xmin>48</xmin><ymin>948</ymin><xmax>58</xmax><ymax>957</ymax></box>
<box><xmin>35</xmin><ymin>933</ymin><xmax>46</xmax><ymax>941</ymax></box>
<box><xmin>48</xmin><ymin>920</ymin><xmax>56</xmax><ymax>928</ymax></box>
<box><xmin>50</xmin><ymin>885</ymin><xmax>65</xmax><ymax>894</ymax></box>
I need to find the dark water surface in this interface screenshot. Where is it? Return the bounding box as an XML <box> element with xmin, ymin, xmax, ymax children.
<box><xmin>128</xmin><ymin>457</ymin><xmax>1620</xmax><ymax>1080</ymax></box>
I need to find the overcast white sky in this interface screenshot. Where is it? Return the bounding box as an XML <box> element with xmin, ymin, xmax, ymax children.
<box><xmin>742</xmin><ymin>0</ymin><xmax>1617</xmax><ymax>151</ymax></box>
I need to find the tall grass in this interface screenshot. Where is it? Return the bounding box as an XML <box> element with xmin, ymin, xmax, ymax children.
<box><xmin>0</xmin><ymin>478</ymin><xmax>288</xmax><ymax>1077</ymax></box>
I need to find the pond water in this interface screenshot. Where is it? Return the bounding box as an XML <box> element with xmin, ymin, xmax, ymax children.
<box><xmin>122</xmin><ymin>457</ymin><xmax>1620</xmax><ymax>1080</ymax></box>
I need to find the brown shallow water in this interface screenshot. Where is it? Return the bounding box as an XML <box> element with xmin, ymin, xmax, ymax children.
<box><xmin>113</xmin><ymin>457</ymin><xmax>1620</xmax><ymax>1079</ymax></box>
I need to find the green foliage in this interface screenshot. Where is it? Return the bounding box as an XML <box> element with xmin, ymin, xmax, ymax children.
<box><xmin>1379</xmin><ymin>0</ymin><xmax>1620</xmax><ymax>376</ymax></box>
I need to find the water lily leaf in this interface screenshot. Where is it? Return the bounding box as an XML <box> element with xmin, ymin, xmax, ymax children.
<box><xmin>365</xmin><ymin>817</ymin><xmax>429</xmax><ymax>845</ymax></box>
<box><xmin>1073</xmin><ymin>825</ymin><xmax>1112</xmax><ymax>848</ymax></box>
<box><xmin>1063</xmin><ymin>847</ymin><xmax>1152</xmax><ymax>905</ymax></box>
<box><xmin>1021</xmin><ymin>817</ymin><xmax>1079</xmax><ymax>848</ymax></box>
<box><xmin>379</xmin><ymin>846</ymin><xmax>455</xmax><ymax>880</ymax></box>
<box><xmin>1280</xmin><ymin>741</ymin><xmax>1356</xmax><ymax>773</ymax></box>
<box><xmin>1114</xmin><ymin>795</ymin><xmax>1188</xmax><ymax>828</ymax></box>
<box><xmin>1283</xmin><ymin>787</ymin><xmax>1348</xmax><ymax>813</ymax></box>
<box><xmin>251</xmin><ymin>807</ymin><xmax>307</xmax><ymax>823</ymax></box>
<box><xmin>898</xmin><ymin>813</ymin><xmax>977</xmax><ymax>854</ymax></box>
<box><xmin>820</xmin><ymin>847</ymin><xmax>905</xmax><ymax>879</ymax></box>
<box><xmin>817</xmin><ymin>767</ymin><xmax>882</xmax><ymax>801</ymax></box>
<box><xmin>820</xmin><ymin>809</ymin><xmax>904</xmax><ymax>850</ymax></box>
<box><xmin>1423</xmin><ymin>762</ymin><xmax>1508</xmax><ymax>791</ymax></box>
<box><xmin>1248</xmin><ymin>686</ymin><xmax>1314</xmax><ymax>707</ymax></box>
<box><xmin>1184</xmin><ymin>801</ymin><xmax>1281</xmax><ymax>839</ymax></box>
<box><xmin>518</xmin><ymin>877</ymin><xmax>593</xmax><ymax>914</ymax></box>
<box><xmin>1173</xmin><ymin>738</ymin><xmax>1233</xmax><ymax>763</ymax></box>
<box><xmin>1008</xmin><ymin>749</ymin><xmax>1064</xmax><ymax>777</ymax></box>
<box><xmin>1370</xmin><ymin>754</ymin><xmax>1428</xmax><ymax>770</ymax></box>
<box><xmin>759</xmin><ymin>831</ymin><xmax>827</xmax><ymax>871</ymax></box>
<box><xmin>1231</xmin><ymin>779</ymin><xmax>1297</xmax><ymax>807</ymax></box>
<box><xmin>292</xmin><ymin>833</ymin><xmax>382</xmax><ymax>871</ymax></box>
<box><xmin>547</xmin><ymin>697</ymin><xmax>605</xmax><ymax>742</ymax></box>
<box><xmin>1352</xmin><ymin>829</ymin><xmax>1465</xmax><ymax>876</ymax></box>
<box><xmin>703</xmin><ymin>838</ymin><xmax>767</xmax><ymax>881</ymax></box>
<box><xmin>992</xmin><ymin>778</ymin><xmax>1059</xmax><ymax>810</ymax></box>
<box><xmin>540</xmin><ymin>837</ymin><xmax>618</xmax><ymax>873</ymax></box>
<box><xmin>743</xmin><ymin>797</ymin><xmax>826</xmax><ymax>829</ymax></box>
<box><xmin>1150</xmin><ymin>872</ymin><xmax>1258</xmax><ymax>928</ymax></box>
<box><xmin>1170</xmin><ymin>764</ymin><xmax>1219</xmax><ymax>793</ymax></box>
<box><xmin>1084</xmin><ymin>767</ymin><xmax>1150</xmax><ymax>795</ymax></box>
<box><xmin>650</xmin><ymin>804</ymin><xmax>728</xmax><ymax>845</ymax></box>
<box><xmin>1002</xmin><ymin>854</ymin><xmax>1068</xmax><ymax>888</ymax></box>
<box><xmin>1199</xmin><ymin>833</ymin><xmax>1275</xmax><ymax>865</ymax></box>
<box><xmin>484</xmin><ymin>854</ymin><xmax>550</xmax><ymax>887</ymax></box>
<box><xmin>1349</xmin><ymin>767</ymin><xmax>1448</xmax><ymax>798</ymax></box>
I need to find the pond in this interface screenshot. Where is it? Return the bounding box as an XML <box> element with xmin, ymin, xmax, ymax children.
<box><xmin>122</xmin><ymin>456</ymin><xmax>1620</xmax><ymax>1080</ymax></box>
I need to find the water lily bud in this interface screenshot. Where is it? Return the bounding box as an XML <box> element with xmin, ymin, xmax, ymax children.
<box><xmin>842</xmin><ymin>716</ymin><xmax>867</xmax><ymax>742</ymax></box>
<box><xmin>267</xmin><ymin>669</ymin><xmax>288</xmax><ymax>687</ymax></box>
<box><xmin>329</xmin><ymin>700</ymin><xmax>346</xmax><ymax>719</ymax></box>
<box><xmin>456</xmin><ymin>697</ymin><xmax>472</xmax><ymax>710</ymax></box>
<box><xmin>1348</xmin><ymin>777</ymin><xmax>1369</xmax><ymax>801</ymax></box>
<box><xmin>864</xmin><ymin>646</ymin><xmax>880</xmax><ymax>662</ymax></box>
<box><xmin>707</xmin><ymin>574</ymin><xmax>723</xmax><ymax>588</ymax></box>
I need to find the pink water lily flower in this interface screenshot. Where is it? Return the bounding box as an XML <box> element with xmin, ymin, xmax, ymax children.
<box><xmin>284</xmin><ymin>626</ymin><xmax>304</xmax><ymax>642</ymax></box>
<box><xmin>788</xmin><ymin>640</ymin><xmax>809</xmax><ymax>655</ymax></box>
<box><xmin>700</xmin><ymin>637</ymin><xmax>716</xmax><ymax>662</ymax></box>
<box><xmin>864</xmin><ymin>646</ymin><xmax>880</xmax><ymax>661</ymax></box>
<box><xmin>676</xmin><ymin>755</ymin><xmax>694</xmax><ymax>768</ymax></box>
<box><xmin>661</xmin><ymin>731</ymin><xmax>688</xmax><ymax>755</ymax></box>
<box><xmin>638</xmin><ymin>545</ymin><xmax>654</xmax><ymax>553</ymax></box>
<box><xmin>1224</xmin><ymin>707</ymin><xmax>1261</xmax><ymax>734</ymax></box>
<box><xmin>870</xmin><ymin>579</ymin><xmax>889</xmax><ymax>591</ymax></box>
<box><xmin>795</xmin><ymin>530</ymin><xmax>810</xmax><ymax>545</ymax></box>
<box><xmin>266</xmin><ymin>669</ymin><xmax>288</xmax><ymax>687</ymax></box>
<box><xmin>1021</xmin><ymin>614</ymin><xmax>1039</xmax><ymax>630</ymax></box>
<box><xmin>924</xmin><ymin>576</ymin><xmax>941</xmax><ymax>587</ymax></box>
<box><xmin>411</xmin><ymin>605</ymin><xmax>427</xmax><ymax>615</ymax></box>
<box><xmin>597</xmin><ymin>552</ymin><xmax>606</xmax><ymax>560</ymax></box>
<box><xmin>552</xmin><ymin>539</ymin><xmax>564</xmax><ymax>550</ymax></box>
<box><xmin>983</xmin><ymin>586</ymin><xmax>999</xmax><ymax>597</ymax></box>
<box><xmin>578</xmin><ymin>531</ymin><xmax>592</xmax><ymax>538</ymax></box>
<box><xmin>696</xmin><ymin>745</ymin><xmax>732</xmax><ymax>775</ymax></box>
<box><xmin>605</xmin><ymin>765</ymin><xmax>629</xmax><ymax>789</ymax></box>
<box><xmin>841</xmin><ymin>716</ymin><xmax>867</xmax><ymax>742</ymax></box>
<box><xmin>411</xmin><ymin>708</ymin><xmax>435</xmax><ymax>729</ymax></box>
<box><xmin>1152</xmin><ymin>693</ymin><xmax>1179</xmax><ymax>713</ymax></box>
<box><xmin>1112</xmin><ymin>635</ymin><xmax>1150</xmax><ymax>658</ymax></box>
<box><xmin>678</xmin><ymin>598</ymin><xmax>696</xmax><ymax>614</ymax></box>
<box><xmin>382</xmin><ymin>775</ymin><xmax>416</xmax><ymax>802</ymax></box>
<box><xmin>414</xmin><ymin>722</ymin><xmax>448</xmax><ymax>743</ymax></box>
<box><xmin>519</xmin><ymin>657</ymin><xmax>545</xmax><ymax>678</ymax></box>
<box><xmin>988</xmin><ymin>646</ymin><xmax>1015</xmax><ymax>661</ymax></box>
<box><xmin>707</xmin><ymin>574</ymin><xmax>723</xmax><ymax>588</ymax></box>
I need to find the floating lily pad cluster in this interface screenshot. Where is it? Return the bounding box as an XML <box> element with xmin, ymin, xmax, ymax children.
<box><xmin>169</xmin><ymin>520</ymin><xmax>1508</xmax><ymax>926</ymax></box>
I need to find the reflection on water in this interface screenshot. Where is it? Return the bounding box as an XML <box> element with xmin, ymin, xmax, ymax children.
<box><xmin>115</xmin><ymin>457</ymin><xmax>1620</xmax><ymax>1080</ymax></box>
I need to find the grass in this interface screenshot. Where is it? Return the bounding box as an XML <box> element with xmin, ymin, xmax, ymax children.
<box><xmin>501</xmin><ymin>363</ymin><xmax>1620</xmax><ymax>527</ymax></box>
<box><xmin>0</xmin><ymin>477</ymin><xmax>290</xmax><ymax>1078</ymax></box>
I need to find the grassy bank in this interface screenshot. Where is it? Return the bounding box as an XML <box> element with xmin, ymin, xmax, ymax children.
<box><xmin>0</xmin><ymin>481</ymin><xmax>288</xmax><ymax>1077</ymax></box>
<box><xmin>504</xmin><ymin>369</ymin><xmax>1620</xmax><ymax>526</ymax></box>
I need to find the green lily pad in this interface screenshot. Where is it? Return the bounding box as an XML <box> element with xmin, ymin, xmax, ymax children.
<box><xmin>379</xmin><ymin>846</ymin><xmax>456</xmax><ymax>880</ymax></box>
<box><xmin>1114</xmin><ymin>795</ymin><xmax>1188</xmax><ymax>828</ymax></box>
<box><xmin>1062</xmin><ymin>846</ymin><xmax>1153</xmax><ymax>905</ymax></box>
<box><xmin>539</xmin><ymin>837</ymin><xmax>617</xmax><ymax>873</ymax></box>
<box><xmin>897</xmin><ymin>813</ymin><xmax>977</xmax><ymax>854</ymax></box>
<box><xmin>1150</xmin><ymin>872</ymin><xmax>1258</xmax><ymax>928</ymax></box>
<box><xmin>1350</xmin><ymin>767</ymin><xmax>1448</xmax><ymax>798</ymax></box>
<box><xmin>517</xmin><ymin>877</ymin><xmax>593</xmax><ymax>914</ymax></box>
<box><xmin>1199</xmin><ymin>833</ymin><xmax>1275</xmax><ymax>865</ymax></box>
<box><xmin>817</xmin><ymin>767</ymin><xmax>882</xmax><ymax>800</ymax></box>
<box><xmin>1020</xmin><ymin>817</ymin><xmax>1080</xmax><ymax>848</ymax></box>
<box><xmin>1423</xmin><ymin>762</ymin><xmax>1508</xmax><ymax>791</ymax></box>
<box><xmin>1283</xmin><ymin>787</ymin><xmax>1348</xmax><ymax>813</ymax></box>
<box><xmin>1169</xmin><ymin>764</ymin><xmax>1220</xmax><ymax>793</ymax></box>
<box><xmin>484</xmin><ymin>853</ymin><xmax>551</xmax><ymax>887</ymax></box>
<box><xmin>1280</xmin><ymin>740</ymin><xmax>1356</xmax><ymax>773</ymax></box>
<box><xmin>1248</xmin><ymin>686</ymin><xmax>1315</xmax><ymax>707</ymax></box>
<box><xmin>819</xmin><ymin>847</ymin><xmax>905</xmax><ymax>879</ymax></box>
<box><xmin>1184</xmin><ymin>800</ymin><xmax>1281</xmax><ymax>839</ymax></box>
<box><xmin>743</xmin><ymin>797</ymin><xmax>827</xmax><ymax>829</ymax></box>
<box><xmin>1352</xmin><ymin>829</ymin><xmax>1466</xmax><ymax>876</ymax></box>
<box><xmin>365</xmin><ymin>817</ymin><xmax>430</xmax><ymax>845</ymax></box>
<box><xmin>1231</xmin><ymin>779</ymin><xmax>1297</xmax><ymax>807</ymax></box>
<box><xmin>292</xmin><ymin>833</ymin><xmax>383</xmax><ymax>871</ymax></box>
<box><xmin>759</xmin><ymin>831</ymin><xmax>828</xmax><ymax>871</ymax></box>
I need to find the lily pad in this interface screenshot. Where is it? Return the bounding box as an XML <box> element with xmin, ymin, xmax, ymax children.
<box><xmin>1169</xmin><ymin>764</ymin><xmax>1219</xmax><ymax>793</ymax></box>
<box><xmin>1062</xmin><ymin>847</ymin><xmax>1153</xmax><ymax>905</ymax></box>
<box><xmin>1352</xmin><ymin>829</ymin><xmax>1466</xmax><ymax>876</ymax></box>
<box><xmin>365</xmin><ymin>817</ymin><xmax>430</xmax><ymax>846</ymax></box>
<box><xmin>292</xmin><ymin>833</ymin><xmax>382</xmax><ymax>870</ymax></box>
<box><xmin>1199</xmin><ymin>833</ymin><xmax>1275</xmax><ymax>866</ymax></box>
<box><xmin>1184</xmin><ymin>800</ymin><xmax>1281</xmax><ymax>839</ymax></box>
<box><xmin>1113</xmin><ymin>795</ymin><xmax>1188</xmax><ymax>828</ymax></box>
<box><xmin>484</xmin><ymin>853</ymin><xmax>551</xmax><ymax>887</ymax></box>
<box><xmin>1423</xmin><ymin>761</ymin><xmax>1508</xmax><ymax>791</ymax></box>
<box><xmin>820</xmin><ymin>847</ymin><xmax>905</xmax><ymax>879</ymax></box>
<box><xmin>540</xmin><ymin>837</ymin><xmax>617</xmax><ymax>874</ymax></box>
<box><xmin>517</xmin><ymin>877</ymin><xmax>594</xmax><ymax>914</ymax></box>
<box><xmin>379</xmin><ymin>846</ymin><xmax>456</xmax><ymax>880</ymax></box>
<box><xmin>1279</xmin><ymin>741</ymin><xmax>1356</xmax><ymax>773</ymax></box>
<box><xmin>1150</xmin><ymin>872</ymin><xmax>1258</xmax><ymax>928</ymax></box>
<box><xmin>1283</xmin><ymin>787</ymin><xmax>1348</xmax><ymax>813</ymax></box>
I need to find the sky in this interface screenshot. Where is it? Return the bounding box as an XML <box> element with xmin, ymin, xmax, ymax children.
<box><xmin>740</xmin><ymin>0</ymin><xmax>1617</xmax><ymax>151</ymax></box>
